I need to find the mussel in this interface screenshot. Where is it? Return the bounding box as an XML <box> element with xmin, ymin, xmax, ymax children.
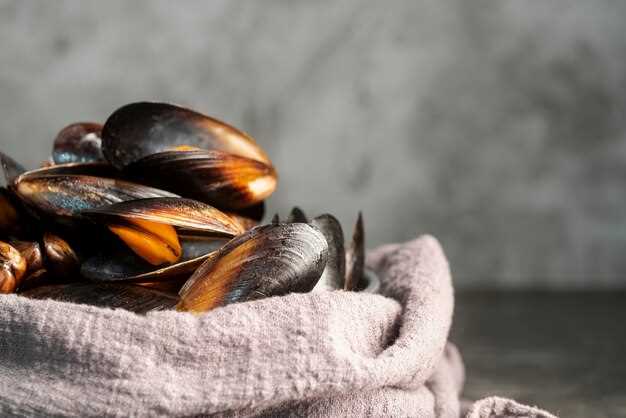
<box><xmin>52</xmin><ymin>122</ymin><xmax>105</xmax><ymax>164</ymax></box>
<box><xmin>310</xmin><ymin>214</ymin><xmax>346</xmax><ymax>292</ymax></box>
<box><xmin>9</xmin><ymin>239</ymin><xmax>44</xmax><ymax>274</ymax></box>
<box><xmin>42</xmin><ymin>232</ymin><xmax>80</xmax><ymax>279</ymax></box>
<box><xmin>81</xmin><ymin>197</ymin><xmax>243</xmax><ymax>267</ymax></box>
<box><xmin>13</xmin><ymin>174</ymin><xmax>177</xmax><ymax>221</ymax></box>
<box><xmin>344</xmin><ymin>212</ymin><xmax>365</xmax><ymax>291</ymax></box>
<box><xmin>177</xmin><ymin>223</ymin><xmax>328</xmax><ymax>313</ymax></box>
<box><xmin>0</xmin><ymin>241</ymin><xmax>27</xmax><ymax>293</ymax></box>
<box><xmin>277</xmin><ymin>208</ymin><xmax>366</xmax><ymax>292</ymax></box>
<box><xmin>21</xmin><ymin>283</ymin><xmax>178</xmax><ymax>313</ymax></box>
<box><xmin>125</xmin><ymin>149</ymin><xmax>277</xmax><ymax>210</ymax></box>
<box><xmin>3</xmin><ymin>234</ymin><xmax>81</xmax><ymax>292</ymax></box>
<box><xmin>101</xmin><ymin>102</ymin><xmax>271</xmax><ymax>167</ymax></box>
<box><xmin>1</xmin><ymin>101</ymin><xmax>372</xmax><ymax>313</ymax></box>
<box><xmin>101</xmin><ymin>102</ymin><xmax>277</xmax><ymax>210</ymax></box>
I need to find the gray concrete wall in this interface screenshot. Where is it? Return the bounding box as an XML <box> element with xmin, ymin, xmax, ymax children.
<box><xmin>1</xmin><ymin>0</ymin><xmax>625</xmax><ymax>288</ymax></box>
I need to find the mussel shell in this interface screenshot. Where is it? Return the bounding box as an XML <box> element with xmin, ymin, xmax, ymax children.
<box><xmin>81</xmin><ymin>197</ymin><xmax>244</xmax><ymax>237</ymax></box>
<box><xmin>311</xmin><ymin>214</ymin><xmax>346</xmax><ymax>291</ymax></box>
<box><xmin>9</xmin><ymin>239</ymin><xmax>44</xmax><ymax>274</ymax></box>
<box><xmin>43</xmin><ymin>232</ymin><xmax>80</xmax><ymax>278</ymax></box>
<box><xmin>286</xmin><ymin>206</ymin><xmax>308</xmax><ymax>223</ymax></box>
<box><xmin>0</xmin><ymin>264</ymin><xmax>17</xmax><ymax>293</ymax></box>
<box><xmin>344</xmin><ymin>212</ymin><xmax>365</xmax><ymax>291</ymax></box>
<box><xmin>20</xmin><ymin>283</ymin><xmax>178</xmax><ymax>313</ymax></box>
<box><xmin>126</xmin><ymin>150</ymin><xmax>277</xmax><ymax>209</ymax></box>
<box><xmin>0</xmin><ymin>241</ymin><xmax>27</xmax><ymax>293</ymax></box>
<box><xmin>52</xmin><ymin>122</ymin><xmax>104</xmax><ymax>164</ymax></box>
<box><xmin>177</xmin><ymin>223</ymin><xmax>328</xmax><ymax>313</ymax></box>
<box><xmin>13</xmin><ymin>174</ymin><xmax>177</xmax><ymax>219</ymax></box>
<box><xmin>0</xmin><ymin>151</ymin><xmax>26</xmax><ymax>187</ymax></box>
<box><xmin>21</xmin><ymin>162</ymin><xmax>119</xmax><ymax>179</ymax></box>
<box><xmin>101</xmin><ymin>101</ymin><xmax>271</xmax><ymax>169</ymax></box>
<box><xmin>81</xmin><ymin>236</ymin><xmax>227</xmax><ymax>282</ymax></box>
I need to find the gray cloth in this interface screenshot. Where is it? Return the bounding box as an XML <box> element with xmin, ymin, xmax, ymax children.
<box><xmin>0</xmin><ymin>236</ymin><xmax>556</xmax><ymax>417</ymax></box>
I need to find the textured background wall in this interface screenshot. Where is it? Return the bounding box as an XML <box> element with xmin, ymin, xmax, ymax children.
<box><xmin>1</xmin><ymin>0</ymin><xmax>625</xmax><ymax>288</ymax></box>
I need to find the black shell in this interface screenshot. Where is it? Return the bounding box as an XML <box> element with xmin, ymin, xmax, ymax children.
<box><xmin>125</xmin><ymin>150</ymin><xmax>276</xmax><ymax>209</ymax></box>
<box><xmin>311</xmin><ymin>214</ymin><xmax>346</xmax><ymax>291</ymax></box>
<box><xmin>177</xmin><ymin>223</ymin><xmax>328</xmax><ymax>312</ymax></box>
<box><xmin>13</xmin><ymin>174</ymin><xmax>177</xmax><ymax>219</ymax></box>
<box><xmin>81</xmin><ymin>197</ymin><xmax>244</xmax><ymax>237</ymax></box>
<box><xmin>101</xmin><ymin>102</ymin><xmax>271</xmax><ymax>169</ymax></box>
<box><xmin>52</xmin><ymin>122</ymin><xmax>104</xmax><ymax>164</ymax></box>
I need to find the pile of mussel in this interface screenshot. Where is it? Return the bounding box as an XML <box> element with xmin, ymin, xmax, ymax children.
<box><xmin>0</xmin><ymin>102</ymin><xmax>367</xmax><ymax>313</ymax></box>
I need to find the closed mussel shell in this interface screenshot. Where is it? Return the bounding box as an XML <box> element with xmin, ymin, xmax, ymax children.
<box><xmin>101</xmin><ymin>101</ymin><xmax>271</xmax><ymax>169</ymax></box>
<box><xmin>126</xmin><ymin>150</ymin><xmax>277</xmax><ymax>209</ymax></box>
<box><xmin>177</xmin><ymin>223</ymin><xmax>328</xmax><ymax>313</ymax></box>
<box><xmin>9</xmin><ymin>239</ymin><xmax>44</xmax><ymax>274</ymax></box>
<box><xmin>52</xmin><ymin>122</ymin><xmax>104</xmax><ymax>164</ymax></box>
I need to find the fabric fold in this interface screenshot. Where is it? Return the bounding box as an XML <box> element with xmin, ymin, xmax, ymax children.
<box><xmin>0</xmin><ymin>235</ymin><xmax>554</xmax><ymax>417</ymax></box>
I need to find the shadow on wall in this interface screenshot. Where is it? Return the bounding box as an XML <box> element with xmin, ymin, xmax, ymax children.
<box><xmin>0</xmin><ymin>0</ymin><xmax>625</xmax><ymax>288</ymax></box>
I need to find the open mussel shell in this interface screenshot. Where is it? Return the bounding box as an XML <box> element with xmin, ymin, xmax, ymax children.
<box><xmin>81</xmin><ymin>197</ymin><xmax>244</xmax><ymax>237</ymax></box>
<box><xmin>13</xmin><ymin>174</ymin><xmax>177</xmax><ymax>220</ymax></box>
<box><xmin>52</xmin><ymin>122</ymin><xmax>104</xmax><ymax>164</ymax></box>
<box><xmin>81</xmin><ymin>236</ymin><xmax>228</xmax><ymax>282</ymax></box>
<box><xmin>177</xmin><ymin>223</ymin><xmax>328</xmax><ymax>313</ymax></box>
<box><xmin>126</xmin><ymin>150</ymin><xmax>277</xmax><ymax>209</ymax></box>
<box><xmin>344</xmin><ymin>212</ymin><xmax>365</xmax><ymax>291</ymax></box>
<box><xmin>310</xmin><ymin>214</ymin><xmax>346</xmax><ymax>291</ymax></box>
<box><xmin>101</xmin><ymin>101</ymin><xmax>271</xmax><ymax>169</ymax></box>
<box><xmin>20</xmin><ymin>283</ymin><xmax>178</xmax><ymax>313</ymax></box>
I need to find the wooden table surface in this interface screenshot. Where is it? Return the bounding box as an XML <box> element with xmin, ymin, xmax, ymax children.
<box><xmin>451</xmin><ymin>292</ymin><xmax>626</xmax><ymax>418</ymax></box>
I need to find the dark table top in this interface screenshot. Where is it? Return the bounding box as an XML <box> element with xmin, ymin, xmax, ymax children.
<box><xmin>451</xmin><ymin>292</ymin><xmax>626</xmax><ymax>418</ymax></box>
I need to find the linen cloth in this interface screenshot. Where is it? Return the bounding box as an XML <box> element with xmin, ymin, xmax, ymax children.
<box><xmin>0</xmin><ymin>235</ymin><xmax>555</xmax><ymax>417</ymax></box>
